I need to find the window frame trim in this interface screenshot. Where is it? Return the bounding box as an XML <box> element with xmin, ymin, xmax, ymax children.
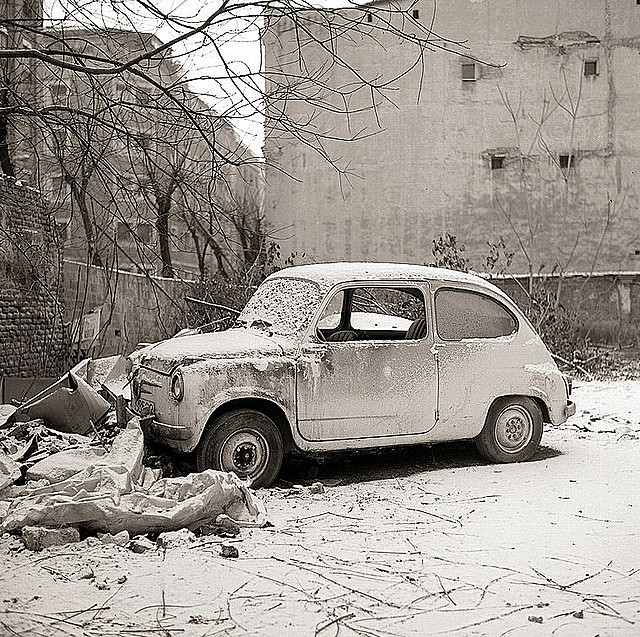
<box><xmin>433</xmin><ymin>286</ymin><xmax>519</xmax><ymax>342</ymax></box>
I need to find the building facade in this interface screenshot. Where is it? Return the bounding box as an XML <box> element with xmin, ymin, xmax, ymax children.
<box><xmin>264</xmin><ymin>0</ymin><xmax>640</xmax><ymax>274</ymax></box>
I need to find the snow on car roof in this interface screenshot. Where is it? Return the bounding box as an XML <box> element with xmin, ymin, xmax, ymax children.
<box><xmin>269</xmin><ymin>262</ymin><xmax>492</xmax><ymax>289</ymax></box>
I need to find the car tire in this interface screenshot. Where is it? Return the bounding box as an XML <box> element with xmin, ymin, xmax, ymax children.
<box><xmin>196</xmin><ymin>409</ymin><xmax>283</xmax><ymax>488</ymax></box>
<box><xmin>475</xmin><ymin>397</ymin><xmax>543</xmax><ymax>463</ymax></box>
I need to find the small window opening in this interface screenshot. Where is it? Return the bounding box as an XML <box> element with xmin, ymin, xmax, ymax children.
<box><xmin>584</xmin><ymin>60</ymin><xmax>598</xmax><ymax>76</ymax></box>
<box><xmin>490</xmin><ymin>155</ymin><xmax>505</xmax><ymax>170</ymax></box>
<box><xmin>412</xmin><ymin>9</ymin><xmax>420</xmax><ymax>19</ymax></box>
<box><xmin>634</xmin><ymin>249</ymin><xmax>640</xmax><ymax>256</ymax></box>
<box><xmin>559</xmin><ymin>154</ymin><xmax>575</xmax><ymax>169</ymax></box>
<box><xmin>461</xmin><ymin>62</ymin><xmax>477</xmax><ymax>81</ymax></box>
<box><xmin>366</xmin><ymin>12</ymin><xmax>372</xmax><ymax>22</ymax></box>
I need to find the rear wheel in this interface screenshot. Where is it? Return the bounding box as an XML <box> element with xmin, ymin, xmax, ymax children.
<box><xmin>196</xmin><ymin>409</ymin><xmax>283</xmax><ymax>488</ymax></box>
<box><xmin>475</xmin><ymin>397</ymin><xmax>543</xmax><ymax>463</ymax></box>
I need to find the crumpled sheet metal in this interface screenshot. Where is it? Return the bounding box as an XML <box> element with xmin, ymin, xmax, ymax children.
<box><xmin>0</xmin><ymin>465</ymin><xmax>266</xmax><ymax>535</ymax></box>
<box><xmin>17</xmin><ymin>372</ymin><xmax>110</xmax><ymax>435</ymax></box>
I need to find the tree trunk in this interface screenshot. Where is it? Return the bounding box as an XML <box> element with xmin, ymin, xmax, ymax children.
<box><xmin>69</xmin><ymin>178</ymin><xmax>103</xmax><ymax>267</ymax></box>
<box><xmin>156</xmin><ymin>195</ymin><xmax>174</xmax><ymax>277</ymax></box>
<box><xmin>0</xmin><ymin>115</ymin><xmax>14</xmax><ymax>176</ymax></box>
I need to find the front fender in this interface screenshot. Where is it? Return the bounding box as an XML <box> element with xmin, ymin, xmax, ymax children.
<box><xmin>171</xmin><ymin>356</ymin><xmax>296</xmax><ymax>452</ymax></box>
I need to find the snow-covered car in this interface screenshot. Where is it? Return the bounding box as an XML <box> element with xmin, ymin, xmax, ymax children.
<box><xmin>129</xmin><ymin>263</ymin><xmax>576</xmax><ymax>487</ymax></box>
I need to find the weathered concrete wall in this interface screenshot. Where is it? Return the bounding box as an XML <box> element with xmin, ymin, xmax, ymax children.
<box><xmin>494</xmin><ymin>272</ymin><xmax>640</xmax><ymax>346</ymax></box>
<box><xmin>61</xmin><ymin>261</ymin><xmax>192</xmax><ymax>357</ymax></box>
<box><xmin>0</xmin><ymin>175</ymin><xmax>66</xmax><ymax>376</ymax></box>
<box><xmin>264</xmin><ymin>0</ymin><xmax>640</xmax><ymax>274</ymax></box>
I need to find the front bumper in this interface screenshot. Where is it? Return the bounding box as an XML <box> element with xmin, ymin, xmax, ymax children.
<box><xmin>139</xmin><ymin>415</ymin><xmax>192</xmax><ymax>441</ymax></box>
<box><xmin>565</xmin><ymin>400</ymin><xmax>576</xmax><ymax>419</ymax></box>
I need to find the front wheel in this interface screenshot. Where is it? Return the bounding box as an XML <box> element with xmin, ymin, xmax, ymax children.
<box><xmin>196</xmin><ymin>409</ymin><xmax>284</xmax><ymax>488</ymax></box>
<box><xmin>475</xmin><ymin>397</ymin><xmax>543</xmax><ymax>463</ymax></box>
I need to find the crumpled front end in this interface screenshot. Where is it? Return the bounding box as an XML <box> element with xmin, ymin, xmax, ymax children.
<box><xmin>128</xmin><ymin>329</ymin><xmax>298</xmax><ymax>454</ymax></box>
<box><xmin>130</xmin><ymin>362</ymin><xmax>194</xmax><ymax>447</ymax></box>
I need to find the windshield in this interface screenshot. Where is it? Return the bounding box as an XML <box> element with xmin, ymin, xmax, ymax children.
<box><xmin>238</xmin><ymin>277</ymin><xmax>323</xmax><ymax>338</ymax></box>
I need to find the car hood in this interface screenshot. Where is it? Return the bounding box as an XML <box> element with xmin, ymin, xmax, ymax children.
<box><xmin>131</xmin><ymin>328</ymin><xmax>296</xmax><ymax>372</ymax></box>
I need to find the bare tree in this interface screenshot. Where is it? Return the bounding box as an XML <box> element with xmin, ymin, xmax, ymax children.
<box><xmin>1</xmin><ymin>1</ymin><xmax>477</xmax><ymax>276</ymax></box>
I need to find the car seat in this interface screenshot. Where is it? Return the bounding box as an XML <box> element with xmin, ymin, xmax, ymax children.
<box><xmin>405</xmin><ymin>318</ymin><xmax>427</xmax><ymax>340</ymax></box>
<box><xmin>326</xmin><ymin>330</ymin><xmax>358</xmax><ymax>342</ymax></box>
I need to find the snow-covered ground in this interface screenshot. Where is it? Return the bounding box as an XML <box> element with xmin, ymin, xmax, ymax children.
<box><xmin>1</xmin><ymin>381</ymin><xmax>639</xmax><ymax>636</ymax></box>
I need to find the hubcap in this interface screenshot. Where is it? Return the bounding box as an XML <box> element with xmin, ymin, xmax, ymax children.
<box><xmin>494</xmin><ymin>405</ymin><xmax>533</xmax><ymax>453</ymax></box>
<box><xmin>219</xmin><ymin>429</ymin><xmax>269</xmax><ymax>477</ymax></box>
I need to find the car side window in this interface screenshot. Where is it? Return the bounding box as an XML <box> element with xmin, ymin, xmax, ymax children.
<box><xmin>435</xmin><ymin>289</ymin><xmax>517</xmax><ymax>340</ymax></box>
<box><xmin>318</xmin><ymin>286</ymin><xmax>427</xmax><ymax>342</ymax></box>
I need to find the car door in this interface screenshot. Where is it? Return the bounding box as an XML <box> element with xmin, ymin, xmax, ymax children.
<box><xmin>296</xmin><ymin>282</ymin><xmax>437</xmax><ymax>443</ymax></box>
<box><xmin>430</xmin><ymin>284</ymin><xmax>520</xmax><ymax>440</ymax></box>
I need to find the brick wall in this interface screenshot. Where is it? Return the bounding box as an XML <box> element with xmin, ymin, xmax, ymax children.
<box><xmin>0</xmin><ymin>175</ymin><xmax>67</xmax><ymax>376</ymax></box>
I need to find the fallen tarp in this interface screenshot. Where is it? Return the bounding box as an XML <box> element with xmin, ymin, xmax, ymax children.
<box><xmin>15</xmin><ymin>372</ymin><xmax>110</xmax><ymax>435</ymax></box>
<box><xmin>0</xmin><ymin>465</ymin><xmax>266</xmax><ymax>535</ymax></box>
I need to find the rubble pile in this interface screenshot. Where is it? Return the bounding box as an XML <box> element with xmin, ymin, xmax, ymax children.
<box><xmin>0</xmin><ymin>356</ymin><xmax>267</xmax><ymax>552</ymax></box>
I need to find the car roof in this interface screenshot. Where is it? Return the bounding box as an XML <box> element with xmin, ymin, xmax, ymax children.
<box><xmin>269</xmin><ymin>262</ymin><xmax>494</xmax><ymax>290</ymax></box>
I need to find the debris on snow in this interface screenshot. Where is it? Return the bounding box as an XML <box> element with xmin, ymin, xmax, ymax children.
<box><xmin>26</xmin><ymin>416</ymin><xmax>143</xmax><ymax>483</ymax></box>
<box><xmin>98</xmin><ymin>530</ymin><xmax>130</xmax><ymax>547</ymax></box>
<box><xmin>0</xmin><ymin>453</ymin><xmax>21</xmax><ymax>492</ymax></box>
<box><xmin>21</xmin><ymin>525</ymin><xmax>80</xmax><ymax>551</ymax></box>
<box><xmin>308</xmin><ymin>481</ymin><xmax>325</xmax><ymax>494</ymax></box>
<box><xmin>220</xmin><ymin>542</ymin><xmax>239</xmax><ymax>558</ymax></box>
<box><xmin>130</xmin><ymin>535</ymin><xmax>155</xmax><ymax>554</ymax></box>
<box><xmin>1</xmin><ymin>451</ymin><xmax>267</xmax><ymax>535</ymax></box>
<box><xmin>157</xmin><ymin>528</ymin><xmax>197</xmax><ymax>548</ymax></box>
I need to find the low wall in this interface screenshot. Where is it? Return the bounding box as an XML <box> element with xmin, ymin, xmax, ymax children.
<box><xmin>61</xmin><ymin>261</ymin><xmax>193</xmax><ymax>357</ymax></box>
<box><xmin>493</xmin><ymin>272</ymin><xmax>640</xmax><ymax>346</ymax></box>
<box><xmin>59</xmin><ymin>262</ymin><xmax>640</xmax><ymax>359</ymax></box>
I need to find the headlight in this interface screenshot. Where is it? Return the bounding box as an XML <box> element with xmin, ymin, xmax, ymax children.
<box><xmin>170</xmin><ymin>369</ymin><xmax>184</xmax><ymax>401</ymax></box>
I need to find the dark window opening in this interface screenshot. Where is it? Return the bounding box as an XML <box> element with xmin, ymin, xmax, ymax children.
<box><xmin>635</xmin><ymin>249</ymin><xmax>640</xmax><ymax>255</ymax></box>
<box><xmin>412</xmin><ymin>9</ymin><xmax>420</xmax><ymax>19</ymax></box>
<box><xmin>116</xmin><ymin>222</ymin><xmax>131</xmax><ymax>243</ymax></box>
<box><xmin>584</xmin><ymin>60</ymin><xmax>598</xmax><ymax>76</ymax></box>
<box><xmin>366</xmin><ymin>12</ymin><xmax>372</xmax><ymax>22</ymax></box>
<box><xmin>317</xmin><ymin>286</ymin><xmax>427</xmax><ymax>342</ymax></box>
<box><xmin>461</xmin><ymin>62</ymin><xmax>476</xmax><ymax>81</ymax></box>
<box><xmin>137</xmin><ymin>223</ymin><xmax>153</xmax><ymax>244</ymax></box>
<box><xmin>559</xmin><ymin>154</ymin><xmax>575</xmax><ymax>169</ymax></box>
<box><xmin>491</xmin><ymin>155</ymin><xmax>505</xmax><ymax>170</ymax></box>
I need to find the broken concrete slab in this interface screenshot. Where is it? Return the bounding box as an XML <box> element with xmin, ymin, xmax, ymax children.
<box><xmin>16</xmin><ymin>372</ymin><xmax>110</xmax><ymax>435</ymax></box>
<box><xmin>26</xmin><ymin>417</ymin><xmax>144</xmax><ymax>484</ymax></box>
<box><xmin>98</xmin><ymin>530</ymin><xmax>130</xmax><ymax>547</ymax></box>
<box><xmin>22</xmin><ymin>525</ymin><xmax>80</xmax><ymax>551</ymax></box>
<box><xmin>157</xmin><ymin>528</ymin><xmax>196</xmax><ymax>548</ymax></box>
<box><xmin>0</xmin><ymin>453</ymin><xmax>21</xmax><ymax>492</ymax></box>
<box><xmin>130</xmin><ymin>535</ymin><xmax>155</xmax><ymax>553</ymax></box>
<box><xmin>0</xmin><ymin>405</ymin><xmax>17</xmax><ymax>428</ymax></box>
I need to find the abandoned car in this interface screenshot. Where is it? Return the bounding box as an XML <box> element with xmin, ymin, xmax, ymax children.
<box><xmin>129</xmin><ymin>263</ymin><xmax>576</xmax><ymax>487</ymax></box>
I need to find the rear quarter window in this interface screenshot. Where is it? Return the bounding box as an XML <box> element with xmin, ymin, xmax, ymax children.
<box><xmin>435</xmin><ymin>288</ymin><xmax>517</xmax><ymax>340</ymax></box>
